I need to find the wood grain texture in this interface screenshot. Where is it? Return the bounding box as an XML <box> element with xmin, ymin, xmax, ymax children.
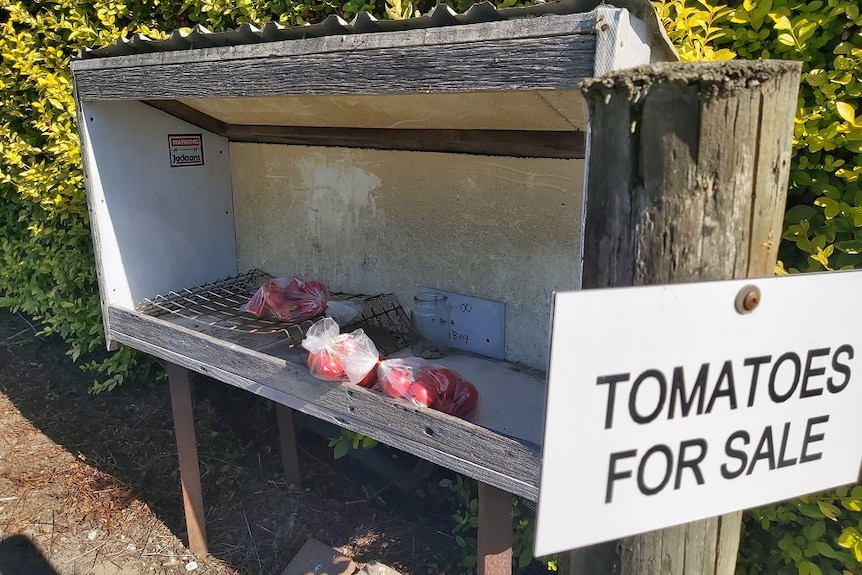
<box><xmin>145</xmin><ymin>99</ymin><xmax>586</xmax><ymax>158</ymax></box>
<box><xmin>578</xmin><ymin>60</ymin><xmax>801</xmax><ymax>574</ymax></box>
<box><xmin>109</xmin><ymin>306</ymin><xmax>542</xmax><ymax>500</ymax></box>
<box><xmin>477</xmin><ymin>482</ymin><xmax>513</xmax><ymax>575</ymax></box>
<box><xmin>714</xmin><ymin>510</ymin><xmax>744</xmax><ymax>573</ymax></box>
<box><xmin>167</xmin><ymin>363</ymin><xmax>208</xmax><ymax>554</ymax></box>
<box><xmin>74</xmin><ymin>36</ymin><xmax>595</xmax><ymax>101</ymax></box>
<box><xmin>223</xmin><ymin>125</ymin><xmax>586</xmax><ymax>159</ymax></box>
<box><xmin>71</xmin><ymin>12</ymin><xmax>596</xmax><ymax>72</ymax></box>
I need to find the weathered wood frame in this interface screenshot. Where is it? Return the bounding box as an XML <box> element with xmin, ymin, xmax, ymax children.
<box><xmin>108</xmin><ymin>306</ymin><xmax>544</xmax><ymax>499</ymax></box>
<box><xmin>149</xmin><ymin>99</ymin><xmax>588</xmax><ymax>159</ymax></box>
<box><xmin>71</xmin><ymin>5</ymin><xmax>674</xmax><ymax>573</ymax></box>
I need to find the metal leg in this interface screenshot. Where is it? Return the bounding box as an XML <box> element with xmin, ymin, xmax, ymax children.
<box><xmin>276</xmin><ymin>404</ymin><xmax>302</xmax><ymax>488</ymax></box>
<box><xmin>167</xmin><ymin>363</ymin><xmax>208</xmax><ymax>554</ymax></box>
<box><xmin>477</xmin><ymin>482</ymin><xmax>513</xmax><ymax>575</ymax></box>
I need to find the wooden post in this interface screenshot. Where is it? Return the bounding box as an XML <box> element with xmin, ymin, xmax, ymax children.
<box><xmin>276</xmin><ymin>404</ymin><xmax>302</xmax><ymax>488</ymax></box>
<box><xmin>576</xmin><ymin>60</ymin><xmax>801</xmax><ymax>574</ymax></box>
<box><xmin>167</xmin><ymin>363</ymin><xmax>208</xmax><ymax>554</ymax></box>
<box><xmin>477</xmin><ymin>482</ymin><xmax>513</xmax><ymax>575</ymax></box>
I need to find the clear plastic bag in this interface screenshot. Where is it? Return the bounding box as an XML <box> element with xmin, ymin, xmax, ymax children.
<box><xmin>375</xmin><ymin>357</ymin><xmax>479</xmax><ymax>420</ymax></box>
<box><xmin>241</xmin><ymin>276</ymin><xmax>363</xmax><ymax>325</ymax></box>
<box><xmin>301</xmin><ymin>317</ymin><xmax>380</xmax><ymax>386</ymax></box>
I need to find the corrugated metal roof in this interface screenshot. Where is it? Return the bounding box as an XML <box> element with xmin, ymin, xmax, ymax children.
<box><xmin>77</xmin><ymin>0</ymin><xmax>675</xmax><ymax>60</ymax></box>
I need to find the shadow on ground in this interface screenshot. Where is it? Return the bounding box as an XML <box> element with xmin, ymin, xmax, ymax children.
<box><xmin>0</xmin><ymin>534</ymin><xmax>61</xmax><ymax>575</ymax></box>
<box><xmin>0</xmin><ymin>311</ymin><xmax>465</xmax><ymax>575</ymax></box>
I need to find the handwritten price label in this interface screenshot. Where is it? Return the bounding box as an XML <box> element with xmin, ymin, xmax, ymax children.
<box><xmin>420</xmin><ymin>288</ymin><xmax>505</xmax><ymax>359</ymax></box>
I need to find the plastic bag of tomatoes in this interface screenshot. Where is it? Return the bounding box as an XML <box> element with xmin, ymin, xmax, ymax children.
<box><xmin>301</xmin><ymin>317</ymin><xmax>380</xmax><ymax>387</ymax></box>
<box><xmin>376</xmin><ymin>358</ymin><xmax>479</xmax><ymax>420</ymax></box>
<box><xmin>241</xmin><ymin>276</ymin><xmax>362</xmax><ymax>324</ymax></box>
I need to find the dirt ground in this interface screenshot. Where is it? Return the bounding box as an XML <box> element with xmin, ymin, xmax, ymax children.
<box><xmin>0</xmin><ymin>310</ymin><xmax>471</xmax><ymax>575</ymax></box>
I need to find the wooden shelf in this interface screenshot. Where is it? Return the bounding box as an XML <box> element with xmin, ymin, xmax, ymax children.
<box><xmin>109</xmin><ymin>304</ymin><xmax>544</xmax><ymax>500</ymax></box>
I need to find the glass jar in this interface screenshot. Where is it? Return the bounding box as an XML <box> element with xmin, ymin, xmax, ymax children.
<box><xmin>410</xmin><ymin>291</ymin><xmax>450</xmax><ymax>359</ymax></box>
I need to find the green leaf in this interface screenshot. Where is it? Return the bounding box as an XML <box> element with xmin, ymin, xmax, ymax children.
<box><xmin>792</xmin><ymin>171</ymin><xmax>814</xmax><ymax>186</ymax></box>
<box><xmin>814</xmin><ymin>541</ymin><xmax>837</xmax><ymax>558</ymax></box>
<box><xmin>789</xmin><ymin>544</ymin><xmax>804</xmax><ymax>562</ymax></box>
<box><xmin>785</xmin><ymin>205</ymin><xmax>818</xmax><ymax>222</ymax></box>
<box><xmin>778</xmin><ymin>32</ymin><xmax>797</xmax><ymax>46</ymax></box>
<box><xmin>798</xmin><ymin>502</ymin><xmax>826</xmax><ymax>519</ymax></box>
<box><xmin>834</xmin><ymin>240</ymin><xmax>862</xmax><ymax>254</ymax></box>
<box><xmin>518</xmin><ymin>547</ymin><xmax>532</xmax><ymax>568</ymax></box>
<box><xmin>333</xmin><ymin>441</ymin><xmax>349</xmax><ymax>459</ymax></box>
<box><xmin>809</xmin><ymin>519</ymin><xmax>827</xmax><ymax>540</ymax></box>
<box><xmin>361</xmin><ymin>436</ymin><xmax>378</xmax><ymax>449</ymax></box>
<box><xmin>771</xmin><ymin>13</ymin><xmax>793</xmax><ymax>30</ymax></box>
<box><xmin>814</xmin><ymin>197</ymin><xmax>840</xmax><ymax>219</ymax></box>
<box><xmin>836</xmin><ymin>102</ymin><xmax>856</xmax><ymax>123</ymax></box>
<box><xmin>816</xmin><ymin>500</ymin><xmax>840</xmax><ymax>520</ymax></box>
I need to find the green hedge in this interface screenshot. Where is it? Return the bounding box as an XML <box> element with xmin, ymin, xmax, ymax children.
<box><xmin>656</xmin><ymin>0</ymin><xmax>862</xmax><ymax>274</ymax></box>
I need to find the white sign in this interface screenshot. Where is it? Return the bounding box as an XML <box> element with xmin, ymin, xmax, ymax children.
<box><xmin>535</xmin><ymin>271</ymin><xmax>862</xmax><ymax>557</ymax></box>
<box><xmin>168</xmin><ymin>134</ymin><xmax>204</xmax><ymax>167</ymax></box>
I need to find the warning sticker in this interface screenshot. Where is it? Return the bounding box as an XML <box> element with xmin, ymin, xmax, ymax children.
<box><xmin>168</xmin><ymin>134</ymin><xmax>204</xmax><ymax>167</ymax></box>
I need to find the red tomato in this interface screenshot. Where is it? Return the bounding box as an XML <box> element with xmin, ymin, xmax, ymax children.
<box><xmin>340</xmin><ymin>341</ymin><xmax>381</xmax><ymax>388</ymax></box>
<box><xmin>406</xmin><ymin>381</ymin><xmax>435</xmax><ymax>406</ymax></box>
<box><xmin>356</xmin><ymin>367</ymin><xmax>377</xmax><ymax>388</ymax></box>
<box><xmin>427</xmin><ymin>367</ymin><xmax>460</xmax><ymax>398</ymax></box>
<box><xmin>435</xmin><ymin>395</ymin><xmax>454</xmax><ymax>414</ymax></box>
<box><xmin>243</xmin><ymin>290</ymin><xmax>267</xmax><ymax>316</ymax></box>
<box><xmin>307</xmin><ymin>349</ymin><xmax>345</xmax><ymax>381</ymax></box>
<box><xmin>381</xmin><ymin>366</ymin><xmax>412</xmax><ymax>398</ymax></box>
<box><xmin>248</xmin><ymin>277</ymin><xmax>330</xmax><ymax>322</ymax></box>
<box><xmin>449</xmin><ymin>380</ymin><xmax>479</xmax><ymax>419</ymax></box>
<box><xmin>295</xmin><ymin>298</ymin><xmax>325</xmax><ymax>320</ymax></box>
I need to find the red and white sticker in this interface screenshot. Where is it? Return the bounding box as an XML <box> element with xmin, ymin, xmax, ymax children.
<box><xmin>168</xmin><ymin>134</ymin><xmax>204</xmax><ymax>167</ymax></box>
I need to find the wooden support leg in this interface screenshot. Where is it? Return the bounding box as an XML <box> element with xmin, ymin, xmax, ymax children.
<box><xmin>167</xmin><ymin>363</ymin><xmax>208</xmax><ymax>554</ymax></box>
<box><xmin>477</xmin><ymin>482</ymin><xmax>513</xmax><ymax>575</ymax></box>
<box><xmin>276</xmin><ymin>404</ymin><xmax>302</xmax><ymax>488</ymax></box>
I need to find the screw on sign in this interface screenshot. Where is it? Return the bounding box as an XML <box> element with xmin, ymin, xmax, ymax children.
<box><xmin>735</xmin><ymin>284</ymin><xmax>762</xmax><ymax>314</ymax></box>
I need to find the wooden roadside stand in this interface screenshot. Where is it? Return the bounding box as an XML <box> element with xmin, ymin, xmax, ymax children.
<box><xmin>68</xmin><ymin>1</ymin><xmax>859</xmax><ymax>574</ymax></box>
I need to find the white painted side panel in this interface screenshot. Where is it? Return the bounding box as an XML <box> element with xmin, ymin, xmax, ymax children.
<box><xmin>80</xmin><ymin>100</ymin><xmax>237</xmax><ymax>311</ymax></box>
<box><xmin>594</xmin><ymin>7</ymin><xmax>653</xmax><ymax>77</ymax></box>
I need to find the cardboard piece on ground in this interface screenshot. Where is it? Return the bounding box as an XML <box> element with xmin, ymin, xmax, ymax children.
<box><xmin>281</xmin><ymin>538</ymin><xmax>356</xmax><ymax>575</ymax></box>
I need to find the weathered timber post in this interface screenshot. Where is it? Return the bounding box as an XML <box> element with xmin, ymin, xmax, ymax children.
<box><xmin>575</xmin><ymin>60</ymin><xmax>802</xmax><ymax>574</ymax></box>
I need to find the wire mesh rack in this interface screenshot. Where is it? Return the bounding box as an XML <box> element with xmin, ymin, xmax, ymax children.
<box><xmin>136</xmin><ymin>269</ymin><xmax>411</xmax><ymax>355</ymax></box>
